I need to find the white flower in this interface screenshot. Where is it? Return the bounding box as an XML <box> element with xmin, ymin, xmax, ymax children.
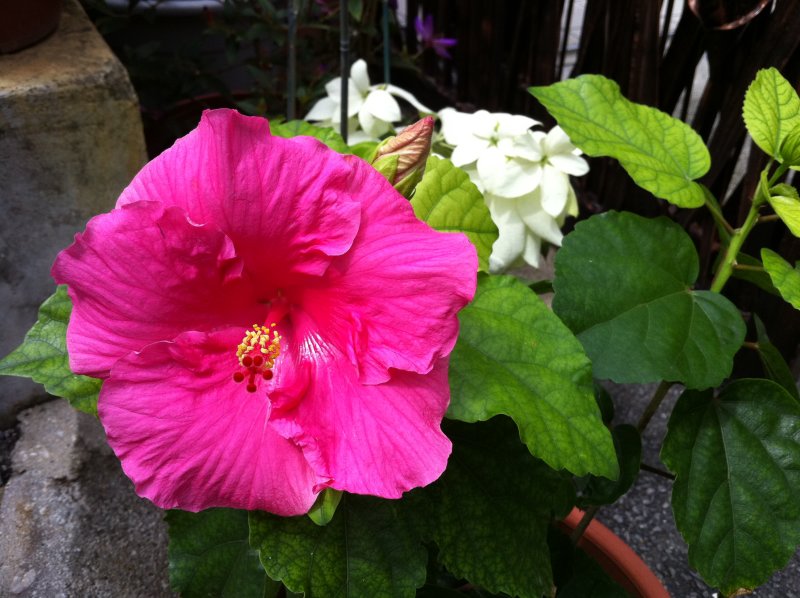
<box><xmin>439</xmin><ymin>108</ymin><xmax>588</xmax><ymax>270</ymax></box>
<box><xmin>306</xmin><ymin>59</ymin><xmax>433</xmax><ymax>142</ymax></box>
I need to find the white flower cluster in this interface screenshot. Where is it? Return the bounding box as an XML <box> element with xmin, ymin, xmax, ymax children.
<box><xmin>439</xmin><ymin>108</ymin><xmax>589</xmax><ymax>271</ymax></box>
<box><xmin>306</xmin><ymin>59</ymin><xmax>432</xmax><ymax>144</ymax></box>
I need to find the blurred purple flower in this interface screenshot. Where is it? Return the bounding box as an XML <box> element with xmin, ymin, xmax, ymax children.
<box><xmin>414</xmin><ymin>14</ymin><xmax>457</xmax><ymax>59</ymax></box>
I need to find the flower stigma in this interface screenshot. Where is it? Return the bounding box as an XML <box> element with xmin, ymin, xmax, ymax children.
<box><xmin>233</xmin><ymin>324</ymin><xmax>282</xmax><ymax>392</ymax></box>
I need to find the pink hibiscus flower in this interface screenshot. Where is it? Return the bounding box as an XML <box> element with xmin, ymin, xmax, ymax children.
<box><xmin>52</xmin><ymin>109</ymin><xmax>476</xmax><ymax>515</ymax></box>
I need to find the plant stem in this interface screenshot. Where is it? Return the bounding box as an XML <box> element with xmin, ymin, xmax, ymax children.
<box><xmin>758</xmin><ymin>214</ymin><xmax>781</xmax><ymax>223</ymax></box>
<box><xmin>570</xmin><ymin>505</ymin><xmax>599</xmax><ymax>545</ymax></box>
<box><xmin>703</xmin><ymin>186</ymin><xmax>734</xmax><ymax>239</ymax></box>
<box><xmin>636</xmin><ymin>380</ymin><xmax>673</xmax><ymax>434</ymax></box>
<box><xmin>709</xmin><ymin>163</ymin><xmax>788</xmax><ymax>294</ymax></box>
<box><xmin>640</xmin><ymin>462</ymin><xmax>676</xmax><ymax>480</ymax></box>
<box><xmin>732</xmin><ymin>263</ymin><xmax>764</xmax><ymax>272</ymax></box>
<box><xmin>742</xmin><ymin>341</ymin><xmax>760</xmax><ymax>350</ymax></box>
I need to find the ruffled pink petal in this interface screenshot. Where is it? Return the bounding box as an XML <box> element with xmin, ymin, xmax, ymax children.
<box><xmin>117</xmin><ymin>109</ymin><xmax>362</xmax><ymax>288</ymax></box>
<box><xmin>271</xmin><ymin>337</ymin><xmax>452</xmax><ymax>498</ymax></box>
<box><xmin>52</xmin><ymin>201</ymin><xmax>265</xmax><ymax>377</ymax></box>
<box><xmin>294</xmin><ymin>159</ymin><xmax>477</xmax><ymax>384</ymax></box>
<box><xmin>98</xmin><ymin>328</ymin><xmax>323</xmax><ymax>515</ymax></box>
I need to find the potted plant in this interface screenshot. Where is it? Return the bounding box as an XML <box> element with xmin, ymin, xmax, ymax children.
<box><xmin>2</xmin><ymin>62</ymin><xmax>799</xmax><ymax>597</ymax></box>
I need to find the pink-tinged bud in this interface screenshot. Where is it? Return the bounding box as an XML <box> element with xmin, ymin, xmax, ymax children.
<box><xmin>371</xmin><ymin>116</ymin><xmax>434</xmax><ymax>197</ymax></box>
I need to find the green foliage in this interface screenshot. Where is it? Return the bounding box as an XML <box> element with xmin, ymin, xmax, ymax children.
<box><xmin>348</xmin><ymin>140</ymin><xmax>379</xmax><ymax>161</ymax></box>
<box><xmin>307</xmin><ymin>488</ymin><xmax>343</xmax><ymax>526</ymax></box>
<box><xmin>449</xmin><ymin>275</ymin><xmax>618</xmax><ymax>479</ymax></box>
<box><xmin>530</xmin><ymin>75</ymin><xmax>710</xmax><ymax>208</ymax></box>
<box><xmin>762</xmin><ymin>248</ymin><xmax>800</xmax><ymax>310</ymax></box>
<box><xmin>412</xmin><ymin>156</ymin><xmax>498</xmax><ymax>272</ymax></box>
<box><xmin>250</xmin><ymin>418</ymin><xmax>573</xmax><ymax>598</ymax></box>
<box><xmin>408</xmin><ymin>418</ymin><xmax>575</xmax><ymax>598</ymax></box>
<box><xmin>553</xmin><ymin>212</ymin><xmax>745</xmax><ymax>389</ymax></box>
<box><xmin>270</xmin><ymin>120</ymin><xmax>348</xmax><ymax>153</ymax></box>
<box><xmin>167</xmin><ymin>508</ymin><xmax>279</xmax><ymax>598</ymax></box>
<box><xmin>767</xmin><ymin>192</ymin><xmax>800</xmax><ymax>237</ymax></box>
<box><xmin>577</xmin><ymin>425</ymin><xmax>641</xmax><ymax>508</ymax></box>
<box><xmin>0</xmin><ymin>286</ymin><xmax>100</xmax><ymax>415</ymax></box>
<box><xmin>730</xmin><ymin>252</ymin><xmax>779</xmax><ymax>296</ymax></box>
<box><xmin>662</xmin><ymin>380</ymin><xmax>800</xmax><ymax>595</ymax></box>
<box><xmin>779</xmin><ymin>124</ymin><xmax>800</xmax><ymax>166</ymax></box>
<box><xmin>250</xmin><ymin>495</ymin><xmax>427</xmax><ymax>598</ymax></box>
<box><xmin>754</xmin><ymin>315</ymin><xmax>800</xmax><ymax>401</ymax></box>
<box><xmin>743</xmin><ymin>68</ymin><xmax>800</xmax><ymax>162</ymax></box>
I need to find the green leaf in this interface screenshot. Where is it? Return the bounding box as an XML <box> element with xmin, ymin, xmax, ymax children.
<box><xmin>530</xmin><ymin>75</ymin><xmax>710</xmax><ymax>208</ymax></box>
<box><xmin>743</xmin><ymin>67</ymin><xmax>800</xmax><ymax>161</ymax></box>
<box><xmin>449</xmin><ymin>274</ymin><xmax>618</xmax><ymax>479</ymax></box>
<box><xmin>553</xmin><ymin>211</ymin><xmax>746</xmax><ymax>389</ymax></box>
<box><xmin>779</xmin><ymin>123</ymin><xmax>800</xmax><ymax>166</ymax></box>
<box><xmin>730</xmin><ymin>252</ymin><xmax>779</xmax><ymax>296</ymax></box>
<box><xmin>347</xmin><ymin>140</ymin><xmax>378</xmax><ymax>160</ymax></box>
<box><xmin>270</xmin><ymin>120</ymin><xmax>348</xmax><ymax>153</ymax></box>
<box><xmin>577</xmin><ymin>424</ymin><xmax>641</xmax><ymax>508</ymax></box>
<box><xmin>767</xmin><ymin>193</ymin><xmax>800</xmax><ymax>237</ymax></box>
<box><xmin>167</xmin><ymin>508</ymin><xmax>279</xmax><ymax>598</ymax></box>
<box><xmin>348</xmin><ymin>0</ymin><xmax>363</xmax><ymax>20</ymax></box>
<box><xmin>754</xmin><ymin>315</ymin><xmax>800</xmax><ymax>401</ymax></box>
<box><xmin>250</xmin><ymin>495</ymin><xmax>427</xmax><ymax>598</ymax></box>
<box><xmin>409</xmin><ymin>418</ymin><xmax>575</xmax><ymax>598</ymax></box>
<box><xmin>412</xmin><ymin>156</ymin><xmax>498</xmax><ymax>272</ymax></box>
<box><xmin>307</xmin><ymin>488</ymin><xmax>343</xmax><ymax>526</ymax></box>
<box><xmin>0</xmin><ymin>286</ymin><xmax>101</xmax><ymax>415</ymax></box>
<box><xmin>661</xmin><ymin>380</ymin><xmax>800</xmax><ymax>595</ymax></box>
<box><xmin>762</xmin><ymin>248</ymin><xmax>800</xmax><ymax>310</ymax></box>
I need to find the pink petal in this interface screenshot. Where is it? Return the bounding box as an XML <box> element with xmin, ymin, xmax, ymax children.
<box><xmin>295</xmin><ymin>160</ymin><xmax>477</xmax><ymax>383</ymax></box>
<box><xmin>98</xmin><ymin>328</ymin><xmax>322</xmax><ymax>515</ymax></box>
<box><xmin>117</xmin><ymin>109</ymin><xmax>362</xmax><ymax>288</ymax></box>
<box><xmin>52</xmin><ymin>201</ymin><xmax>265</xmax><ymax>377</ymax></box>
<box><xmin>271</xmin><ymin>345</ymin><xmax>452</xmax><ymax>498</ymax></box>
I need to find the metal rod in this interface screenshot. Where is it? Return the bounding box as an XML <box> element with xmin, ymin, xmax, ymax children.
<box><xmin>382</xmin><ymin>0</ymin><xmax>391</xmax><ymax>83</ymax></box>
<box><xmin>287</xmin><ymin>0</ymin><xmax>299</xmax><ymax>120</ymax></box>
<box><xmin>339</xmin><ymin>0</ymin><xmax>350</xmax><ymax>143</ymax></box>
<box><xmin>660</xmin><ymin>0</ymin><xmax>676</xmax><ymax>56</ymax></box>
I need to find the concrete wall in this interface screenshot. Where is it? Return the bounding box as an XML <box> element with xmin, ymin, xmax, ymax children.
<box><xmin>0</xmin><ymin>0</ymin><xmax>147</xmax><ymax>424</ymax></box>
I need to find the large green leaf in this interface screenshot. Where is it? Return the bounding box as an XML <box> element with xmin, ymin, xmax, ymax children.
<box><xmin>553</xmin><ymin>211</ymin><xmax>745</xmax><ymax>389</ymax></box>
<box><xmin>167</xmin><ymin>508</ymin><xmax>279</xmax><ymax>598</ymax></box>
<box><xmin>530</xmin><ymin>75</ymin><xmax>710</xmax><ymax>208</ymax></box>
<box><xmin>449</xmin><ymin>274</ymin><xmax>617</xmax><ymax>479</ymax></box>
<box><xmin>412</xmin><ymin>156</ymin><xmax>498</xmax><ymax>272</ymax></box>
<box><xmin>270</xmin><ymin>120</ymin><xmax>348</xmax><ymax>153</ymax></box>
<box><xmin>408</xmin><ymin>418</ymin><xmax>575</xmax><ymax>598</ymax></box>
<box><xmin>249</xmin><ymin>495</ymin><xmax>427</xmax><ymax>598</ymax></box>
<box><xmin>661</xmin><ymin>380</ymin><xmax>800</xmax><ymax>595</ymax></box>
<box><xmin>0</xmin><ymin>286</ymin><xmax>101</xmax><ymax>415</ymax></box>
<box><xmin>743</xmin><ymin>67</ymin><xmax>800</xmax><ymax>161</ymax></box>
<box><xmin>761</xmin><ymin>248</ymin><xmax>800</xmax><ymax>310</ymax></box>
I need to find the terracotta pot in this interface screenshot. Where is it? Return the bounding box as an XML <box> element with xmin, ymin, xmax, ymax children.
<box><xmin>559</xmin><ymin>508</ymin><xmax>670</xmax><ymax>598</ymax></box>
<box><xmin>0</xmin><ymin>0</ymin><xmax>62</xmax><ymax>54</ymax></box>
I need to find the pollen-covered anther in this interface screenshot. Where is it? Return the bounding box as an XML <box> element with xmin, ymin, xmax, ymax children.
<box><xmin>232</xmin><ymin>323</ymin><xmax>282</xmax><ymax>392</ymax></box>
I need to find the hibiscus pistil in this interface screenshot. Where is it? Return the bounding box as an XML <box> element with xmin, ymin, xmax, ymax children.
<box><xmin>234</xmin><ymin>324</ymin><xmax>282</xmax><ymax>392</ymax></box>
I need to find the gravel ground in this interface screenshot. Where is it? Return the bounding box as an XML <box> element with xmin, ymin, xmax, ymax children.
<box><xmin>599</xmin><ymin>383</ymin><xmax>800</xmax><ymax>597</ymax></box>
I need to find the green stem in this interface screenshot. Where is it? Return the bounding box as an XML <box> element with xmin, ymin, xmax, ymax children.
<box><xmin>742</xmin><ymin>341</ymin><xmax>760</xmax><ymax>350</ymax></box>
<box><xmin>758</xmin><ymin>214</ymin><xmax>781</xmax><ymax>223</ymax></box>
<box><xmin>709</xmin><ymin>163</ymin><xmax>789</xmax><ymax>294</ymax></box>
<box><xmin>732</xmin><ymin>263</ymin><xmax>764</xmax><ymax>272</ymax></box>
<box><xmin>636</xmin><ymin>380</ymin><xmax>673</xmax><ymax>434</ymax></box>
<box><xmin>702</xmin><ymin>186</ymin><xmax>734</xmax><ymax>240</ymax></box>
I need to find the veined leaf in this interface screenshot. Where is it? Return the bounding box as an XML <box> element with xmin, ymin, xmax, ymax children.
<box><xmin>449</xmin><ymin>274</ymin><xmax>618</xmax><ymax>479</ymax></box>
<box><xmin>0</xmin><ymin>286</ymin><xmax>100</xmax><ymax>415</ymax></box>
<box><xmin>553</xmin><ymin>212</ymin><xmax>745</xmax><ymax>389</ymax></box>
<box><xmin>743</xmin><ymin>67</ymin><xmax>800</xmax><ymax>161</ymax></box>
<box><xmin>762</xmin><ymin>248</ymin><xmax>800</xmax><ymax>310</ymax></box>
<box><xmin>412</xmin><ymin>156</ymin><xmax>498</xmax><ymax>272</ymax></box>
<box><xmin>530</xmin><ymin>75</ymin><xmax>710</xmax><ymax>208</ymax></box>
<box><xmin>662</xmin><ymin>380</ymin><xmax>800</xmax><ymax>594</ymax></box>
<box><xmin>270</xmin><ymin>120</ymin><xmax>348</xmax><ymax>153</ymax></box>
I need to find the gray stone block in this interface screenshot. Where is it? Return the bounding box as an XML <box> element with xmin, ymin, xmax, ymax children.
<box><xmin>0</xmin><ymin>0</ymin><xmax>147</xmax><ymax>424</ymax></box>
<box><xmin>0</xmin><ymin>399</ymin><xmax>172</xmax><ymax>597</ymax></box>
